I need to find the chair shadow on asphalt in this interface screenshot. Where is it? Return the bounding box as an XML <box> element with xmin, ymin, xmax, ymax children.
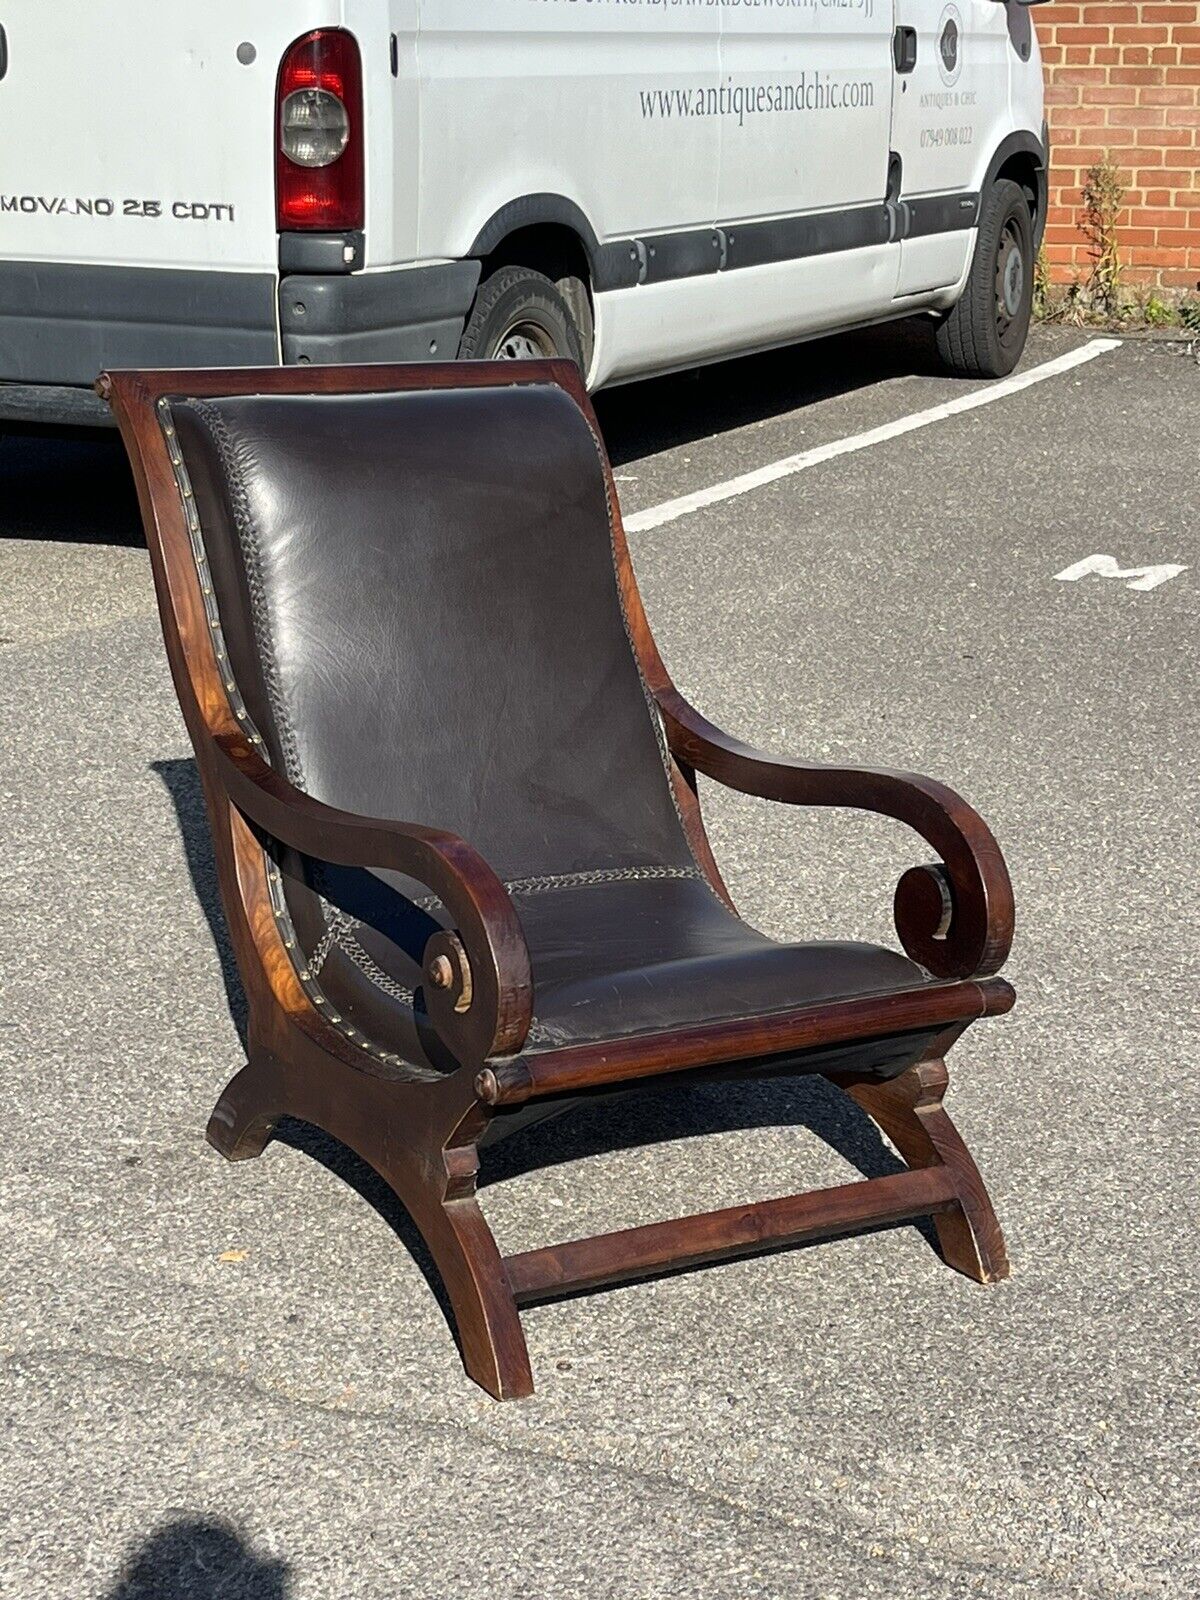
<box><xmin>103</xmin><ymin>1518</ymin><xmax>289</xmax><ymax>1600</ymax></box>
<box><xmin>154</xmin><ymin>759</ymin><xmax>249</xmax><ymax>1047</ymax></box>
<box><xmin>154</xmin><ymin>753</ymin><xmax>940</xmax><ymax>1332</ymax></box>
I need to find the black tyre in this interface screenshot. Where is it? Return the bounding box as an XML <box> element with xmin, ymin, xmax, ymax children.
<box><xmin>458</xmin><ymin>265</ymin><xmax>586</xmax><ymax>369</ymax></box>
<box><xmin>935</xmin><ymin>179</ymin><xmax>1034</xmax><ymax>379</ymax></box>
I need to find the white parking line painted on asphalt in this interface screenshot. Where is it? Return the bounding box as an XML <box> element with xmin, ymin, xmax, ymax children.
<box><xmin>624</xmin><ymin>337</ymin><xmax>1124</xmax><ymax>535</ymax></box>
<box><xmin>1054</xmin><ymin>553</ymin><xmax>1188</xmax><ymax>592</ymax></box>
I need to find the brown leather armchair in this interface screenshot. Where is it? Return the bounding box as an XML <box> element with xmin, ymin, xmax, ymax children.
<box><xmin>102</xmin><ymin>359</ymin><xmax>1014</xmax><ymax>1400</ymax></box>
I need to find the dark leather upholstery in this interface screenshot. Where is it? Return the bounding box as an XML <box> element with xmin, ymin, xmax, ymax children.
<box><xmin>166</xmin><ymin>384</ymin><xmax>932</xmax><ymax>1069</ymax></box>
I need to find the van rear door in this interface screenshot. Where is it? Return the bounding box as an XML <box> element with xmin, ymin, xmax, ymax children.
<box><xmin>0</xmin><ymin>2</ymin><xmax>337</xmax><ymax>384</ymax></box>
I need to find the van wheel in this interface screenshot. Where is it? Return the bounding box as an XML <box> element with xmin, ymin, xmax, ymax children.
<box><xmin>935</xmin><ymin>179</ymin><xmax>1034</xmax><ymax>379</ymax></box>
<box><xmin>458</xmin><ymin>266</ymin><xmax>586</xmax><ymax>370</ymax></box>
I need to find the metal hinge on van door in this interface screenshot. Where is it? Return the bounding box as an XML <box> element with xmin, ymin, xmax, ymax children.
<box><xmin>893</xmin><ymin>26</ymin><xmax>918</xmax><ymax>74</ymax></box>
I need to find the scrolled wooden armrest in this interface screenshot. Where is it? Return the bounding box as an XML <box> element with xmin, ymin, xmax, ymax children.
<box><xmin>657</xmin><ymin>688</ymin><xmax>1014</xmax><ymax>979</ymax></box>
<box><xmin>214</xmin><ymin>736</ymin><xmax>533</xmax><ymax>1064</ymax></box>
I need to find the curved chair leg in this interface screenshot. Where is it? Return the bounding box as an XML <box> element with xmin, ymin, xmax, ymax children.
<box><xmin>414</xmin><ymin>1189</ymin><xmax>535</xmax><ymax>1401</ymax></box>
<box><xmin>839</xmin><ymin>1058</ymin><xmax>1010</xmax><ymax>1283</ymax></box>
<box><xmin>210</xmin><ymin>1040</ymin><xmax>535</xmax><ymax>1399</ymax></box>
<box><xmin>206</xmin><ymin>1060</ymin><xmax>283</xmax><ymax>1162</ymax></box>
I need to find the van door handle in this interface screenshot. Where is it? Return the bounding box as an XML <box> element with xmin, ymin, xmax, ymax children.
<box><xmin>893</xmin><ymin>26</ymin><xmax>918</xmax><ymax>74</ymax></box>
<box><xmin>0</xmin><ymin>25</ymin><xmax>9</xmax><ymax>83</ymax></box>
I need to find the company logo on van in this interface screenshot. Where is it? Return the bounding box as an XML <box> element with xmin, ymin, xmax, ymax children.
<box><xmin>937</xmin><ymin>4</ymin><xmax>963</xmax><ymax>88</ymax></box>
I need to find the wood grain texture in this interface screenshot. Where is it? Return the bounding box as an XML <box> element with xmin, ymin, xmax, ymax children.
<box><xmin>654</xmin><ymin>691</ymin><xmax>1014</xmax><ymax>980</ymax></box>
<box><xmin>840</xmin><ymin>1056</ymin><xmax>1011</xmax><ymax>1282</ymax></box>
<box><xmin>505</xmin><ymin>1165</ymin><xmax>960</xmax><ymax>1302</ymax></box>
<box><xmin>476</xmin><ymin>977</ymin><xmax>1015</xmax><ymax>1108</ymax></box>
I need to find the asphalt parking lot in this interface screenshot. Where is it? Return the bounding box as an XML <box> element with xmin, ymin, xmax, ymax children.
<box><xmin>2</xmin><ymin>322</ymin><xmax>1197</xmax><ymax>1599</ymax></box>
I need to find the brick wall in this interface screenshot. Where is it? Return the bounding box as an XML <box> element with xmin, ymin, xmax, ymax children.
<box><xmin>1036</xmin><ymin>2</ymin><xmax>1200</xmax><ymax>292</ymax></box>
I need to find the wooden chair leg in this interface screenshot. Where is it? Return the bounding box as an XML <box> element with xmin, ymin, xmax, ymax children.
<box><xmin>415</xmin><ymin>1190</ymin><xmax>535</xmax><ymax>1401</ymax></box>
<box><xmin>206</xmin><ymin>1060</ymin><xmax>283</xmax><ymax>1162</ymax></box>
<box><xmin>837</xmin><ymin>1057</ymin><xmax>1010</xmax><ymax>1283</ymax></box>
<box><xmin>206</xmin><ymin>1047</ymin><xmax>534</xmax><ymax>1400</ymax></box>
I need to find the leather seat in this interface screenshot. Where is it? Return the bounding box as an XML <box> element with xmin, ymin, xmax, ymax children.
<box><xmin>278</xmin><ymin>858</ymin><xmax>930</xmax><ymax>1059</ymax></box>
<box><xmin>166</xmin><ymin>383</ymin><xmax>933</xmax><ymax>1075</ymax></box>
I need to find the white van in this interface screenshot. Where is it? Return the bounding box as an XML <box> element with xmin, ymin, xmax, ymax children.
<box><xmin>0</xmin><ymin>2</ymin><xmax>1047</xmax><ymax>426</ymax></box>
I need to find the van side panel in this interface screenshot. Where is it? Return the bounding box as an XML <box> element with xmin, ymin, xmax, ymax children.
<box><xmin>700</xmin><ymin>2</ymin><xmax>899</xmax><ymax>367</ymax></box>
<box><xmin>593</xmin><ymin>248</ymin><xmax>901</xmax><ymax>389</ymax></box>
<box><xmin>716</xmin><ymin>2</ymin><xmax>895</xmax><ymax>221</ymax></box>
<box><xmin>890</xmin><ymin>0</ymin><xmax>1014</xmax><ymax>295</ymax></box>
<box><xmin>409</xmin><ymin>1</ymin><xmax>720</xmax><ymax>263</ymax></box>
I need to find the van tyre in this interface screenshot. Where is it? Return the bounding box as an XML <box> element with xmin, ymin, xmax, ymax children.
<box><xmin>935</xmin><ymin>179</ymin><xmax>1034</xmax><ymax>379</ymax></box>
<box><xmin>458</xmin><ymin>266</ymin><xmax>586</xmax><ymax>370</ymax></box>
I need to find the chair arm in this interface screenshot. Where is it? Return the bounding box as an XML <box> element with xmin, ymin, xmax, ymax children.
<box><xmin>214</xmin><ymin>738</ymin><xmax>533</xmax><ymax>1064</ymax></box>
<box><xmin>656</xmin><ymin>688</ymin><xmax>1014</xmax><ymax>980</ymax></box>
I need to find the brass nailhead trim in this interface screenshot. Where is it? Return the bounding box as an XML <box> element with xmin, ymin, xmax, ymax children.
<box><xmin>156</xmin><ymin>397</ymin><xmax>418</xmax><ymax>1080</ymax></box>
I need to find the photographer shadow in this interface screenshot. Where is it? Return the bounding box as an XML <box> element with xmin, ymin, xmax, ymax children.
<box><xmin>103</xmin><ymin>1519</ymin><xmax>289</xmax><ymax>1600</ymax></box>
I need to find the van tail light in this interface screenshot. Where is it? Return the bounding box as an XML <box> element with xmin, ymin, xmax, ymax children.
<box><xmin>276</xmin><ymin>30</ymin><xmax>363</xmax><ymax>232</ymax></box>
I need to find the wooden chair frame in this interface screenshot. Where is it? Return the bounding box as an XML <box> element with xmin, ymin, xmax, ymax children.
<box><xmin>100</xmin><ymin>360</ymin><xmax>1015</xmax><ymax>1400</ymax></box>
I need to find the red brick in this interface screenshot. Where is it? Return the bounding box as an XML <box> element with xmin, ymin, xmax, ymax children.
<box><xmin>1071</xmin><ymin>144</ymin><xmax>1114</xmax><ymax>164</ymax></box>
<box><xmin>1129</xmin><ymin>246</ymin><xmax>1189</xmax><ymax>264</ymax></box>
<box><xmin>1137</xmin><ymin>125</ymin><xmax>1196</xmax><ymax>145</ymax></box>
<box><xmin>1165</xmin><ymin>68</ymin><xmax>1200</xmax><ymax>84</ymax></box>
<box><xmin>1109</xmin><ymin>66</ymin><xmax>1165</xmax><ymax>84</ymax></box>
<box><xmin>1114</xmin><ymin>26</ymin><xmax>1168</xmax><ymax>44</ymax></box>
<box><xmin>1150</xmin><ymin>47</ymin><xmax>1181</xmax><ymax>65</ymax></box>
<box><xmin>1155</xmin><ymin>229</ymin><xmax>1200</xmax><ymax>247</ymax></box>
<box><xmin>1128</xmin><ymin>207</ymin><xmax>1183</xmax><ymax>228</ymax></box>
<box><xmin>1082</xmin><ymin>4</ymin><xmax>1137</xmax><ymax>22</ymax></box>
<box><xmin>1069</xmin><ymin>105</ymin><xmax>1112</xmax><ymax>126</ymax></box>
<box><xmin>1058</xmin><ymin>27</ymin><xmax>1112</xmax><ymax>44</ymax></box>
<box><xmin>1144</xmin><ymin>3</ymin><xmax>1198</xmax><ymax>19</ymax></box>
<box><xmin>1165</xmin><ymin>104</ymin><xmax>1200</xmax><ymax>123</ymax></box>
<box><xmin>1141</xmin><ymin>86</ymin><xmax>1199</xmax><ymax>104</ymax></box>
<box><xmin>1046</xmin><ymin>84</ymin><xmax>1083</xmax><ymax>106</ymax></box>
<box><xmin>1088</xmin><ymin>85</ymin><xmax>1140</xmax><ymax>102</ymax></box>
<box><xmin>1107</xmin><ymin>105</ymin><xmax>1168</xmax><ymax>125</ymax></box>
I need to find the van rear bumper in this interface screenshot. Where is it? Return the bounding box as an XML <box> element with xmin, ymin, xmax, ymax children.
<box><xmin>0</xmin><ymin>261</ymin><xmax>280</xmax><ymax>388</ymax></box>
<box><xmin>0</xmin><ymin>381</ymin><xmax>114</xmax><ymax>427</ymax></box>
<box><xmin>277</xmin><ymin>261</ymin><xmax>480</xmax><ymax>365</ymax></box>
<box><xmin>0</xmin><ymin>258</ymin><xmax>482</xmax><ymax>426</ymax></box>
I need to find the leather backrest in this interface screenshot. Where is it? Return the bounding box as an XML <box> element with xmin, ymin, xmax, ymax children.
<box><xmin>166</xmin><ymin>383</ymin><xmax>695</xmax><ymax>883</ymax></box>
